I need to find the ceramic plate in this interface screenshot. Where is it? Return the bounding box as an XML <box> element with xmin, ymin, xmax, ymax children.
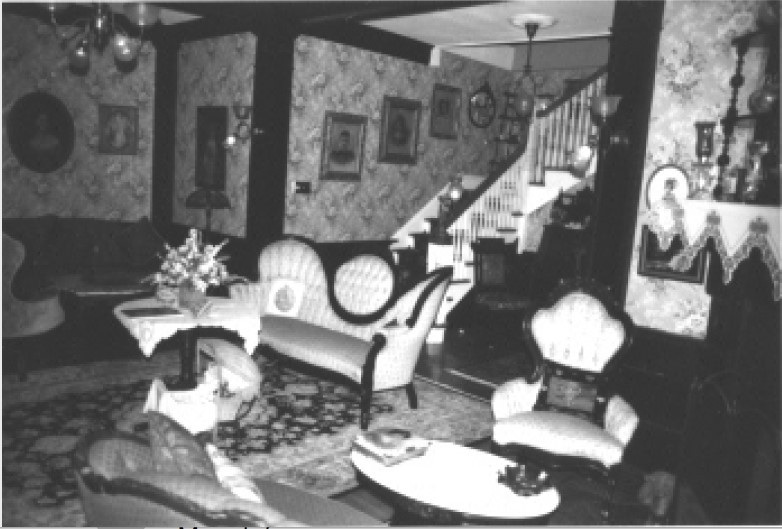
<box><xmin>645</xmin><ymin>164</ymin><xmax>689</xmax><ymax>208</ymax></box>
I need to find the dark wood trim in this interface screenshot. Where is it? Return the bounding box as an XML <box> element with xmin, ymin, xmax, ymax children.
<box><xmin>589</xmin><ymin>0</ymin><xmax>666</xmax><ymax>302</ymax></box>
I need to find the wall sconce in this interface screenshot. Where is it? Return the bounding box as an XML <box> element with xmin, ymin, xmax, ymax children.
<box><xmin>433</xmin><ymin>175</ymin><xmax>464</xmax><ymax>243</ymax></box>
<box><xmin>499</xmin><ymin>91</ymin><xmax>524</xmax><ymax>144</ymax></box>
<box><xmin>223</xmin><ymin>105</ymin><xmax>254</xmax><ymax>150</ymax></box>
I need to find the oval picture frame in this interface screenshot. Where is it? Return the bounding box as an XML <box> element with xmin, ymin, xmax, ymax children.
<box><xmin>645</xmin><ymin>164</ymin><xmax>690</xmax><ymax>209</ymax></box>
<box><xmin>7</xmin><ymin>91</ymin><xmax>74</xmax><ymax>174</ymax></box>
<box><xmin>468</xmin><ymin>82</ymin><xmax>496</xmax><ymax>128</ymax></box>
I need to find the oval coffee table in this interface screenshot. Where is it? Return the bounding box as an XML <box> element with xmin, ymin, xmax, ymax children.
<box><xmin>351</xmin><ymin>440</ymin><xmax>560</xmax><ymax>525</ymax></box>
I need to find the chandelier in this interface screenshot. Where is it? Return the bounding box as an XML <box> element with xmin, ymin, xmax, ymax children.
<box><xmin>45</xmin><ymin>3</ymin><xmax>161</xmax><ymax>74</ymax></box>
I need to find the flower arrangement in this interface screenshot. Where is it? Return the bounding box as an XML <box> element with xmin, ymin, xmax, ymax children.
<box><xmin>145</xmin><ymin>228</ymin><xmax>237</xmax><ymax>292</ymax></box>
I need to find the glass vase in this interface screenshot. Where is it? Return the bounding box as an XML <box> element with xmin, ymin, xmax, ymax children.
<box><xmin>178</xmin><ymin>282</ymin><xmax>207</xmax><ymax>316</ymax></box>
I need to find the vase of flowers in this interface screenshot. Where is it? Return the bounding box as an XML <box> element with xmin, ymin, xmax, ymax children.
<box><xmin>144</xmin><ymin>228</ymin><xmax>241</xmax><ymax>315</ymax></box>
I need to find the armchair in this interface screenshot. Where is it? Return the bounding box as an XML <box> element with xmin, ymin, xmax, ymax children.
<box><xmin>3</xmin><ymin>233</ymin><xmax>66</xmax><ymax>380</ymax></box>
<box><xmin>491</xmin><ymin>278</ymin><xmax>637</xmax><ymax>512</ymax></box>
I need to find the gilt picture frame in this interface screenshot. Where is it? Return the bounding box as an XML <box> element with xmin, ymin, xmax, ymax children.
<box><xmin>98</xmin><ymin>105</ymin><xmax>138</xmax><ymax>155</ymax></box>
<box><xmin>430</xmin><ymin>84</ymin><xmax>461</xmax><ymax>139</ymax></box>
<box><xmin>320</xmin><ymin>111</ymin><xmax>367</xmax><ymax>181</ymax></box>
<box><xmin>638</xmin><ymin>226</ymin><xmax>707</xmax><ymax>283</ymax></box>
<box><xmin>378</xmin><ymin>96</ymin><xmax>421</xmax><ymax>164</ymax></box>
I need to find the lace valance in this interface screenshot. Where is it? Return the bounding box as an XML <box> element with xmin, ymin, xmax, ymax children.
<box><xmin>646</xmin><ymin>201</ymin><xmax>781</xmax><ymax>301</ymax></box>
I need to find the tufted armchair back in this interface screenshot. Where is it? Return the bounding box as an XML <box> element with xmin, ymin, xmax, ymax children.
<box><xmin>529</xmin><ymin>291</ymin><xmax>628</xmax><ymax>373</ymax></box>
<box><xmin>333</xmin><ymin>254</ymin><xmax>396</xmax><ymax>318</ymax></box>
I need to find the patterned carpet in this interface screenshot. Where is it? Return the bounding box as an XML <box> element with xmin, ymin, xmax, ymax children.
<box><xmin>2</xmin><ymin>349</ymin><xmax>493</xmax><ymax>527</ymax></box>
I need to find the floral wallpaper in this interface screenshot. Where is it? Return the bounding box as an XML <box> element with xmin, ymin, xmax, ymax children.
<box><xmin>2</xmin><ymin>14</ymin><xmax>155</xmax><ymax>220</ymax></box>
<box><xmin>624</xmin><ymin>0</ymin><xmax>768</xmax><ymax>338</ymax></box>
<box><xmin>172</xmin><ymin>33</ymin><xmax>255</xmax><ymax>238</ymax></box>
<box><xmin>284</xmin><ymin>36</ymin><xmax>595</xmax><ymax>242</ymax></box>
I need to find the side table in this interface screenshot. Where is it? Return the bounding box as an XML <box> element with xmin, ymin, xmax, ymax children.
<box><xmin>114</xmin><ymin>297</ymin><xmax>261</xmax><ymax>389</ymax></box>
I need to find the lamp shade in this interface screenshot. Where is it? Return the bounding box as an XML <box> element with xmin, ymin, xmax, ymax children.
<box><xmin>589</xmin><ymin>95</ymin><xmax>622</xmax><ymax>123</ymax></box>
<box><xmin>185</xmin><ymin>188</ymin><xmax>231</xmax><ymax>210</ymax></box>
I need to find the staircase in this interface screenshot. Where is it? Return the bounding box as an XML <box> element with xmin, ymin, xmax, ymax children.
<box><xmin>391</xmin><ymin>68</ymin><xmax>608</xmax><ymax>342</ymax></box>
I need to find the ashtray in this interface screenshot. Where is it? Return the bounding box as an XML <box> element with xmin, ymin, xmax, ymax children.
<box><xmin>498</xmin><ymin>462</ymin><xmax>552</xmax><ymax>496</ymax></box>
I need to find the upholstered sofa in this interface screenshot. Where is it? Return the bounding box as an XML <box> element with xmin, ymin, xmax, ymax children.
<box><xmin>2</xmin><ymin>215</ymin><xmax>167</xmax><ymax>300</ymax></box>
<box><xmin>73</xmin><ymin>427</ymin><xmax>382</xmax><ymax>526</ymax></box>
<box><xmin>201</xmin><ymin>236</ymin><xmax>454</xmax><ymax>429</ymax></box>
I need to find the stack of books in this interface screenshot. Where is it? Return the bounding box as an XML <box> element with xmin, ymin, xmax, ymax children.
<box><xmin>352</xmin><ymin>427</ymin><xmax>431</xmax><ymax>466</ymax></box>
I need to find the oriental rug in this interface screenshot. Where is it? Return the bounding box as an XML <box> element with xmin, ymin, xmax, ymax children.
<box><xmin>2</xmin><ymin>349</ymin><xmax>492</xmax><ymax>527</ymax></box>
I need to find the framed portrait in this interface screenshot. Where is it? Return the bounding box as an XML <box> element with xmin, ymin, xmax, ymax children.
<box><xmin>378</xmin><ymin>96</ymin><xmax>421</xmax><ymax>164</ymax></box>
<box><xmin>430</xmin><ymin>84</ymin><xmax>461</xmax><ymax>139</ymax></box>
<box><xmin>195</xmin><ymin>106</ymin><xmax>228</xmax><ymax>190</ymax></box>
<box><xmin>320</xmin><ymin>111</ymin><xmax>367</xmax><ymax>181</ymax></box>
<box><xmin>7</xmin><ymin>91</ymin><xmax>74</xmax><ymax>174</ymax></box>
<box><xmin>638</xmin><ymin>226</ymin><xmax>707</xmax><ymax>283</ymax></box>
<box><xmin>98</xmin><ymin>105</ymin><xmax>138</xmax><ymax>155</ymax></box>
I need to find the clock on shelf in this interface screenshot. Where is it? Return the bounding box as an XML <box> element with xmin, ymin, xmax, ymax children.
<box><xmin>468</xmin><ymin>82</ymin><xmax>496</xmax><ymax>128</ymax></box>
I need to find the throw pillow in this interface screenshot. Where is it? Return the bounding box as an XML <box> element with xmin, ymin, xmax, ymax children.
<box><xmin>116</xmin><ymin>216</ymin><xmax>167</xmax><ymax>268</ymax></box>
<box><xmin>204</xmin><ymin>443</ymin><xmax>264</xmax><ymax>503</ymax></box>
<box><xmin>147</xmin><ymin>410</ymin><xmax>216</xmax><ymax>479</ymax></box>
<box><xmin>265</xmin><ymin>278</ymin><xmax>305</xmax><ymax>317</ymax></box>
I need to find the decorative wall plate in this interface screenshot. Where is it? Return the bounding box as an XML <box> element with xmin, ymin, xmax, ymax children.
<box><xmin>645</xmin><ymin>164</ymin><xmax>689</xmax><ymax>208</ymax></box>
<box><xmin>468</xmin><ymin>82</ymin><xmax>496</xmax><ymax>128</ymax></box>
<box><xmin>7</xmin><ymin>91</ymin><xmax>74</xmax><ymax>173</ymax></box>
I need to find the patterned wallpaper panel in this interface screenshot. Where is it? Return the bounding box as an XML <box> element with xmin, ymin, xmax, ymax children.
<box><xmin>624</xmin><ymin>0</ymin><xmax>768</xmax><ymax>338</ymax></box>
<box><xmin>172</xmin><ymin>33</ymin><xmax>256</xmax><ymax>238</ymax></box>
<box><xmin>285</xmin><ymin>36</ymin><xmax>579</xmax><ymax>242</ymax></box>
<box><xmin>2</xmin><ymin>14</ymin><xmax>155</xmax><ymax>221</ymax></box>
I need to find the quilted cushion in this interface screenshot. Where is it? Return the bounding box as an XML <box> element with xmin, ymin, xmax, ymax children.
<box><xmin>333</xmin><ymin>254</ymin><xmax>394</xmax><ymax>316</ymax></box>
<box><xmin>147</xmin><ymin>411</ymin><xmax>216</xmax><ymax>479</ymax></box>
<box><xmin>530</xmin><ymin>291</ymin><xmax>626</xmax><ymax>372</ymax></box>
<box><xmin>493</xmin><ymin>411</ymin><xmax>625</xmax><ymax>468</ymax></box>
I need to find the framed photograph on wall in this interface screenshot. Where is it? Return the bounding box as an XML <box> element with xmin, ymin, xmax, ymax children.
<box><xmin>98</xmin><ymin>105</ymin><xmax>138</xmax><ymax>155</ymax></box>
<box><xmin>378</xmin><ymin>96</ymin><xmax>421</xmax><ymax>164</ymax></box>
<box><xmin>320</xmin><ymin>111</ymin><xmax>367</xmax><ymax>181</ymax></box>
<box><xmin>638</xmin><ymin>226</ymin><xmax>707</xmax><ymax>283</ymax></box>
<box><xmin>195</xmin><ymin>106</ymin><xmax>228</xmax><ymax>190</ymax></box>
<box><xmin>430</xmin><ymin>84</ymin><xmax>461</xmax><ymax>139</ymax></box>
<box><xmin>7</xmin><ymin>91</ymin><xmax>74</xmax><ymax>173</ymax></box>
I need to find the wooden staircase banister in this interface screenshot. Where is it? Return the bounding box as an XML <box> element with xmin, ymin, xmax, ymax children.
<box><xmin>443</xmin><ymin>64</ymin><xmax>607</xmax><ymax>232</ymax></box>
<box><xmin>537</xmin><ymin>65</ymin><xmax>609</xmax><ymax>119</ymax></box>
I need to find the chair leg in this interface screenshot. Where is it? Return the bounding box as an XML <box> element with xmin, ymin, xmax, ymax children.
<box><xmin>599</xmin><ymin>470</ymin><xmax>617</xmax><ymax>524</ymax></box>
<box><xmin>405</xmin><ymin>383</ymin><xmax>418</xmax><ymax>409</ymax></box>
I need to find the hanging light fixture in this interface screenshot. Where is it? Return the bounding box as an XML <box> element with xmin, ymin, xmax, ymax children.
<box><xmin>45</xmin><ymin>3</ymin><xmax>160</xmax><ymax>75</ymax></box>
<box><xmin>509</xmin><ymin>13</ymin><xmax>558</xmax><ymax>119</ymax></box>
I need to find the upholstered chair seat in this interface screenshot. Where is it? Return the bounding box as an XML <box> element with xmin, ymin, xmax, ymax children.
<box><xmin>490</xmin><ymin>278</ymin><xmax>637</xmax><ymax>518</ymax></box>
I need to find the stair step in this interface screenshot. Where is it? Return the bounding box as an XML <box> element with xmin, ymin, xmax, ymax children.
<box><xmin>511</xmin><ymin>212</ymin><xmax>524</xmax><ymax>218</ymax></box>
<box><xmin>495</xmin><ymin>227</ymin><xmax>517</xmax><ymax>233</ymax></box>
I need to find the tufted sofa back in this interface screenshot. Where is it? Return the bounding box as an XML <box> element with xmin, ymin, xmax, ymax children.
<box><xmin>530</xmin><ymin>291</ymin><xmax>627</xmax><ymax>373</ymax></box>
<box><xmin>255</xmin><ymin>237</ymin><xmax>395</xmax><ymax>341</ymax></box>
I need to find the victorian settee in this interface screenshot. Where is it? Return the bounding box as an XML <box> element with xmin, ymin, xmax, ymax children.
<box><xmin>199</xmin><ymin>236</ymin><xmax>453</xmax><ymax>430</ymax></box>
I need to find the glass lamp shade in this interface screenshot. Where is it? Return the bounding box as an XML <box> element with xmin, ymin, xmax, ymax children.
<box><xmin>91</xmin><ymin>7</ymin><xmax>111</xmax><ymax>50</ymax></box>
<box><xmin>124</xmin><ymin>3</ymin><xmax>161</xmax><ymax>27</ymax></box>
<box><xmin>446</xmin><ymin>176</ymin><xmax>464</xmax><ymax>201</ymax></box>
<box><xmin>69</xmin><ymin>40</ymin><xmax>91</xmax><ymax>74</ymax></box>
<box><xmin>112</xmin><ymin>34</ymin><xmax>139</xmax><ymax>63</ymax></box>
<box><xmin>748</xmin><ymin>77</ymin><xmax>779</xmax><ymax>115</ymax></box>
<box><xmin>517</xmin><ymin>94</ymin><xmax>536</xmax><ymax>119</ymax></box>
<box><xmin>589</xmin><ymin>95</ymin><xmax>622</xmax><ymax>125</ymax></box>
<box><xmin>223</xmin><ymin>134</ymin><xmax>238</xmax><ymax>149</ymax></box>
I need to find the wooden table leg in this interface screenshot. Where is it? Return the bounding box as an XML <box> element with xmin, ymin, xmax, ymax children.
<box><xmin>169</xmin><ymin>330</ymin><xmax>198</xmax><ymax>390</ymax></box>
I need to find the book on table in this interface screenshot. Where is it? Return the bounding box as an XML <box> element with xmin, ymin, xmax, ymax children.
<box><xmin>352</xmin><ymin>427</ymin><xmax>431</xmax><ymax>466</ymax></box>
